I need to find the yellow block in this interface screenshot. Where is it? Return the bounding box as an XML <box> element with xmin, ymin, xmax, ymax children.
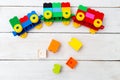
<box><xmin>62</xmin><ymin>8</ymin><xmax>70</xmax><ymax>12</ymax></box>
<box><xmin>68</xmin><ymin>38</ymin><xmax>83</xmax><ymax>51</ymax></box>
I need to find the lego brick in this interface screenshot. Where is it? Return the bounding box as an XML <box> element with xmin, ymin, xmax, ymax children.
<box><xmin>38</xmin><ymin>48</ymin><xmax>47</xmax><ymax>59</ymax></box>
<box><xmin>20</xmin><ymin>16</ymin><xmax>28</xmax><ymax>23</ymax></box>
<box><xmin>21</xmin><ymin>19</ymin><xmax>32</xmax><ymax>28</ymax></box>
<box><xmin>52</xmin><ymin>2</ymin><xmax>61</xmax><ymax>8</ymax></box>
<box><xmin>53</xmin><ymin>12</ymin><xmax>62</xmax><ymax>17</ymax></box>
<box><xmin>78</xmin><ymin>5</ymin><xmax>88</xmax><ymax>12</ymax></box>
<box><xmin>48</xmin><ymin>39</ymin><xmax>61</xmax><ymax>53</ymax></box>
<box><xmin>66</xmin><ymin>57</ymin><xmax>78</xmax><ymax>69</ymax></box>
<box><xmin>9</xmin><ymin>16</ymin><xmax>21</xmax><ymax>28</ymax></box>
<box><xmin>86</xmin><ymin>12</ymin><xmax>95</xmax><ymax>19</ymax></box>
<box><xmin>43</xmin><ymin>3</ymin><xmax>52</xmax><ymax>8</ymax></box>
<box><xmin>53</xmin><ymin>8</ymin><xmax>62</xmax><ymax>12</ymax></box>
<box><xmin>68</xmin><ymin>38</ymin><xmax>83</xmax><ymax>51</ymax></box>
<box><xmin>43</xmin><ymin>8</ymin><xmax>53</xmax><ymax>12</ymax></box>
<box><xmin>61</xmin><ymin>2</ymin><xmax>70</xmax><ymax>7</ymax></box>
<box><xmin>52</xmin><ymin>64</ymin><xmax>61</xmax><ymax>74</ymax></box>
<box><xmin>62</xmin><ymin>7</ymin><xmax>71</xmax><ymax>12</ymax></box>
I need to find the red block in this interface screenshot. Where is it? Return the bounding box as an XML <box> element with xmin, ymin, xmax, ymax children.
<box><xmin>61</xmin><ymin>2</ymin><xmax>70</xmax><ymax>7</ymax></box>
<box><xmin>20</xmin><ymin>16</ymin><xmax>28</xmax><ymax>23</ymax></box>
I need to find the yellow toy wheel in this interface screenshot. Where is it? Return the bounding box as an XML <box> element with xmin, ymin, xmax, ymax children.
<box><xmin>76</xmin><ymin>12</ymin><xmax>85</xmax><ymax>21</ymax></box>
<box><xmin>35</xmin><ymin>23</ymin><xmax>42</xmax><ymax>29</ymax></box>
<box><xmin>44</xmin><ymin>10</ymin><xmax>52</xmax><ymax>19</ymax></box>
<box><xmin>14</xmin><ymin>24</ymin><xmax>23</xmax><ymax>33</ymax></box>
<box><xmin>93</xmin><ymin>19</ymin><xmax>102</xmax><ymax>28</ymax></box>
<box><xmin>45</xmin><ymin>22</ymin><xmax>53</xmax><ymax>26</ymax></box>
<box><xmin>30</xmin><ymin>14</ymin><xmax>39</xmax><ymax>23</ymax></box>
<box><xmin>63</xmin><ymin>11</ymin><xmax>71</xmax><ymax>19</ymax></box>
<box><xmin>20</xmin><ymin>32</ymin><xmax>28</xmax><ymax>38</ymax></box>
<box><xmin>73</xmin><ymin>22</ymin><xmax>81</xmax><ymax>28</ymax></box>
<box><xmin>62</xmin><ymin>21</ymin><xmax>70</xmax><ymax>25</ymax></box>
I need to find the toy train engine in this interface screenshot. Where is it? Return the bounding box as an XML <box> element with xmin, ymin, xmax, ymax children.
<box><xmin>72</xmin><ymin>5</ymin><xmax>104</xmax><ymax>34</ymax></box>
<box><xmin>42</xmin><ymin>2</ymin><xmax>72</xmax><ymax>26</ymax></box>
<box><xmin>9</xmin><ymin>11</ymin><xmax>43</xmax><ymax>38</ymax></box>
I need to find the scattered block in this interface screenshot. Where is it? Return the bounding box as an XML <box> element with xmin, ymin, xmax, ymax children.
<box><xmin>68</xmin><ymin>38</ymin><xmax>83</xmax><ymax>51</ymax></box>
<box><xmin>48</xmin><ymin>39</ymin><xmax>61</xmax><ymax>53</ymax></box>
<box><xmin>52</xmin><ymin>64</ymin><xmax>62</xmax><ymax>74</ymax></box>
<box><xmin>38</xmin><ymin>48</ymin><xmax>47</xmax><ymax>58</ymax></box>
<box><xmin>66</xmin><ymin>57</ymin><xmax>78</xmax><ymax>69</ymax></box>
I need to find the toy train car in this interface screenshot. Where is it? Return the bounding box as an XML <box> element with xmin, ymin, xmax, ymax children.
<box><xmin>42</xmin><ymin>2</ymin><xmax>72</xmax><ymax>26</ymax></box>
<box><xmin>72</xmin><ymin>5</ymin><xmax>104</xmax><ymax>34</ymax></box>
<box><xmin>9</xmin><ymin>11</ymin><xmax>42</xmax><ymax>38</ymax></box>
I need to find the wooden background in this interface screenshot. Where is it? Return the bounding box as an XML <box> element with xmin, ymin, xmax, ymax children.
<box><xmin>0</xmin><ymin>0</ymin><xmax>120</xmax><ymax>80</ymax></box>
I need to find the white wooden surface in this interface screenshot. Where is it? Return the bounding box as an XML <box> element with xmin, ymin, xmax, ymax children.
<box><xmin>0</xmin><ymin>0</ymin><xmax>120</xmax><ymax>80</ymax></box>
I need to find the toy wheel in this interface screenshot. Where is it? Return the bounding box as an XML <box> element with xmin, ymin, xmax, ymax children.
<box><xmin>62</xmin><ymin>21</ymin><xmax>70</xmax><ymax>25</ymax></box>
<box><xmin>20</xmin><ymin>32</ymin><xmax>28</xmax><ymax>38</ymax></box>
<box><xmin>35</xmin><ymin>23</ymin><xmax>42</xmax><ymax>29</ymax></box>
<box><xmin>89</xmin><ymin>29</ymin><xmax>97</xmax><ymax>34</ymax></box>
<box><xmin>45</xmin><ymin>22</ymin><xmax>53</xmax><ymax>26</ymax></box>
<box><xmin>73</xmin><ymin>22</ymin><xmax>81</xmax><ymax>28</ymax></box>
<box><xmin>76</xmin><ymin>12</ymin><xmax>85</xmax><ymax>21</ymax></box>
<box><xmin>44</xmin><ymin>10</ymin><xmax>52</xmax><ymax>19</ymax></box>
<box><xmin>30</xmin><ymin>14</ymin><xmax>39</xmax><ymax>23</ymax></box>
<box><xmin>93</xmin><ymin>19</ymin><xmax>102</xmax><ymax>28</ymax></box>
<box><xmin>63</xmin><ymin>11</ymin><xmax>71</xmax><ymax>19</ymax></box>
<box><xmin>14</xmin><ymin>24</ymin><xmax>23</xmax><ymax>33</ymax></box>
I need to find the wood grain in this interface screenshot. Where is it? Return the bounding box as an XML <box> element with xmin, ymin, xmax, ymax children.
<box><xmin>0</xmin><ymin>61</ymin><xmax>120</xmax><ymax>80</ymax></box>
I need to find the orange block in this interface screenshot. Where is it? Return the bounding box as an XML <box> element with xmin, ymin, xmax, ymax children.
<box><xmin>48</xmin><ymin>39</ymin><xmax>61</xmax><ymax>53</ymax></box>
<box><xmin>66</xmin><ymin>57</ymin><xmax>78</xmax><ymax>69</ymax></box>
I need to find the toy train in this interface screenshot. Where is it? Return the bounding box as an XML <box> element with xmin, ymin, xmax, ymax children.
<box><xmin>42</xmin><ymin>2</ymin><xmax>72</xmax><ymax>26</ymax></box>
<box><xmin>9</xmin><ymin>2</ymin><xmax>105</xmax><ymax>38</ymax></box>
<box><xmin>72</xmin><ymin>5</ymin><xmax>104</xmax><ymax>34</ymax></box>
<box><xmin>9</xmin><ymin>11</ymin><xmax>42</xmax><ymax>38</ymax></box>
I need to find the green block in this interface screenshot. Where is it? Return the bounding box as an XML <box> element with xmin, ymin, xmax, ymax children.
<box><xmin>52</xmin><ymin>3</ymin><xmax>61</xmax><ymax>8</ymax></box>
<box><xmin>53</xmin><ymin>12</ymin><xmax>62</xmax><ymax>17</ymax></box>
<box><xmin>52</xmin><ymin>64</ymin><xmax>61</xmax><ymax>74</ymax></box>
<box><xmin>9</xmin><ymin>16</ymin><xmax>21</xmax><ymax>28</ymax></box>
<box><xmin>78</xmin><ymin>5</ymin><xmax>88</xmax><ymax>12</ymax></box>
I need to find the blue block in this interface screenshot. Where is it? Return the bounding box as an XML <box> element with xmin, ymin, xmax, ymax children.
<box><xmin>21</xmin><ymin>20</ymin><xmax>32</xmax><ymax>28</ymax></box>
<box><xmin>53</xmin><ymin>8</ymin><xmax>61</xmax><ymax>12</ymax></box>
<box><xmin>43</xmin><ymin>8</ymin><xmax>52</xmax><ymax>12</ymax></box>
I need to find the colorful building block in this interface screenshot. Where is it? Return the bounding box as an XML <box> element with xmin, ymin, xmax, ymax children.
<box><xmin>52</xmin><ymin>64</ymin><xmax>62</xmax><ymax>74</ymax></box>
<box><xmin>72</xmin><ymin>5</ymin><xmax>104</xmax><ymax>34</ymax></box>
<box><xmin>66</xmin><ymin>57</ymin><xmax>78</xmax><ymax>69</ymax></box>
<box><xmin>68</xmin><ymin>38</ymin><xmax>83</xmax><ymax>51</ymax></box>
<box><xmin>48</xmin><ymin>39</ymin><xmax>61</xmax><ymax>53</ymax></box>
<box><xmin>38</xmin><ymin>48</ymin><xmax>47</xmax><ymax>59</ymax></box>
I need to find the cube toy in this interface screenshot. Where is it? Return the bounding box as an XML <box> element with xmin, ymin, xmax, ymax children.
<box><xmin>52</xmin><ymin>64</ymin><xmax>62</xmax><ymax>74</ymax></box>
<box><xmin>48</xmin><ymin>39</ymin><xmax>61</xmax><ymax>53</ymax></box>
<box><xmin>66</xmin><ymin>57</ymin><xmax>78</xmax><ymax>69</ymax></box>
<box><xmin>68</xmin><ymin>38</ymin><xmax>83</xmax><ymax>51</ymax></box>
<box><xmin>38</xmin><ymin>48</ymin><xmax>47</xmax><ymax>59</ymax></box>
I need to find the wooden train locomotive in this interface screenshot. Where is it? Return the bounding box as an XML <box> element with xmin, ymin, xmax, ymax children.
<box><xmin>72</xmin><ymin>5</ymin><xmax>104</xmax><ymax>34</ymax></box>
<box><xmin>9</xmin><ymin>11</ymin><xmax>42</xmax><ymax>38</ymax></box>
<box><xmin>42</xmin><ymin>2</ymin><xmax>72</xmax><ymax>26</ymax></box>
